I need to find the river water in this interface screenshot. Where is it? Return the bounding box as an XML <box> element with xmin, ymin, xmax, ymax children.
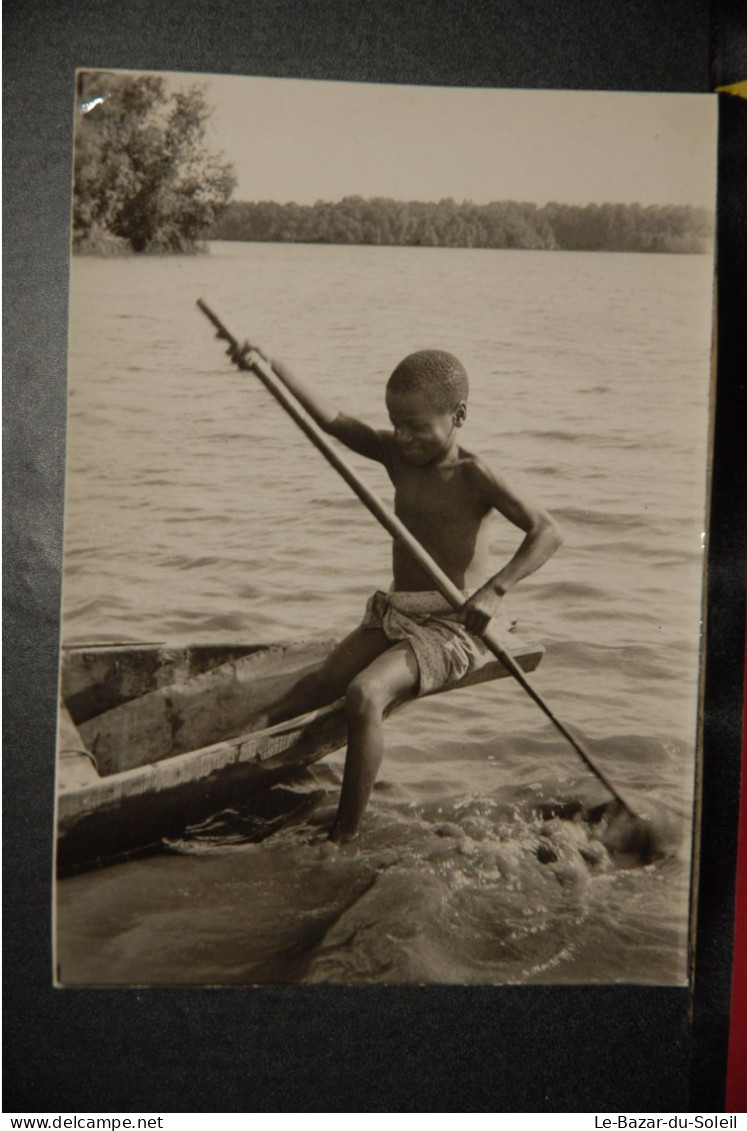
<box><xmin>56</xmin><ymin>241</ymin><xmax>713</xmax><ymax>985</ymax></box>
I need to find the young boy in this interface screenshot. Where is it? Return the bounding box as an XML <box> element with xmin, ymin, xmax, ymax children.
<box><xmin>250</xmin><ymin>347</ymin><xmax>562</xmax><ymax>843</ymax></box>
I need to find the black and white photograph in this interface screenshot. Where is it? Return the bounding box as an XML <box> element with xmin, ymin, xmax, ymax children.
<box><xmin>54</xmin><ymin>69</ymin><xmax>717</xmax><ymax>988</ymax></box>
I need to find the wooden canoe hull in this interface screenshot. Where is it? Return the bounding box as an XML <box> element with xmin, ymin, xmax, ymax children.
<box><xmin>56</xmin><ymin>635</ymin><xmax>544</xmax><ymax>871</ymax></box>
<box><xmin>56</xmin><ymin>700</ymin><xmax>349</xmax><ymax>872</ymax></box>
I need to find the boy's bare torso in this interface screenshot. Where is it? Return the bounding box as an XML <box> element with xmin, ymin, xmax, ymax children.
<box><xmin>384</xmin><ymin>440</ymin><xmax>493</xmax><ymax>591</ymax></box>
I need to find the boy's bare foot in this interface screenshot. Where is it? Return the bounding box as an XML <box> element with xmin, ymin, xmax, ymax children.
<box><xmin>328</xmin><ymin>822</ymin><xmax>359</xmax><ymax>845</ymax></box>
<box><xmin>306</xmin><ymin>804</ymin><xmax>339</xmax><ymax>829</ymax></box>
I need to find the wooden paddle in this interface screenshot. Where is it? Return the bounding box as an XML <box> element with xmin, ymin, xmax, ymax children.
<box><xmin>197</xmin><ymin>299</ymin><xmax>663</xmax><ymax>859</ymax></box>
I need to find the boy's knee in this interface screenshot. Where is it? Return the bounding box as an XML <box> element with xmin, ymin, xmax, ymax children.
<box><xmin>345</xmin><ymin>675</ymin><xmax>385</xmax><ymax>719</ymax></box>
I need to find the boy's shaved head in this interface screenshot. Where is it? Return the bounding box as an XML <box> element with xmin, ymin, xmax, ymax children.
<box><xmin>387</xmin><ymin>350</ymin><xmax>469</xmax><ymax>411</ymax></box>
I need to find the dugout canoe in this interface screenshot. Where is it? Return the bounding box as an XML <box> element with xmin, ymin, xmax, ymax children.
<box><xmin>56</xmin><ymin>634</ymin><xmax>544</xmax><ymax>871</ymax></box>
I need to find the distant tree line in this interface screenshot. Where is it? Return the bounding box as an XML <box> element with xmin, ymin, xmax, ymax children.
<box><xmin>207</xmin><ymin>196</ymin><xmax>713</xmax><ymax>254</ymax></box>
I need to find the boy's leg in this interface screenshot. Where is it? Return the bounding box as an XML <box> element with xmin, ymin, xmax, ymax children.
<box><xmin>331</xmin><ymin>640</ymin><xmax>420</xmax><ymax>843</ymax></box>
<box><xmin>258</xmin><ymin>625</ymin><xmax>392</xmax><ymax>728</ymax></box>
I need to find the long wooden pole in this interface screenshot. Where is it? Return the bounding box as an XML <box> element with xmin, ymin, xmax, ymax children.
<box><xmin>197</xmin><ymin>298</ymin><xmax>639</xmax><ymax>818</ymax></box>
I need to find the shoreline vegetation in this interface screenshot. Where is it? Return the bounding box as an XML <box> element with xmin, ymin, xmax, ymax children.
<box><xmin>74</xmin><ymin>194</ymin><xmax>714</xmax><ymax>257</ymax></box>
<box><xmin>204</xmin><ymin>197</ymin><xmax>713</xmax><ymax>255</ymax></box>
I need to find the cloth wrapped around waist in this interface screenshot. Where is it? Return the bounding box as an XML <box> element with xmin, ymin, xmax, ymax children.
<box><xmin>360</xmin><ymin>589</ymin><xmax>513</xmax><ymax>696</ymax></box>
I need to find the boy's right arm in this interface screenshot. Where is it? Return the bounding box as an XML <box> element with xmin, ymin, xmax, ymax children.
<box><xmin>256</xmin><ymin>352</ymin><xmax>388</xmax><ymax>462</ymax></box>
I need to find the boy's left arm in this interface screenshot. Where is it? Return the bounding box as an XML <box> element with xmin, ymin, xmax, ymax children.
<box><xmin>463</xmin><ymin>461</ymin><xmax>563</xmax><ymax>635</ymax></box>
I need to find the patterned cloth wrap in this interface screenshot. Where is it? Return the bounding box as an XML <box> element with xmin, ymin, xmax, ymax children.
<box><xmin>360</xmin><ymin>589</ymin><xmax>512</xmax><ymax>696</ymax></box>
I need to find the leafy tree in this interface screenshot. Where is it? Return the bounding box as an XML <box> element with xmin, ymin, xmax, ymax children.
<box><xmin>73</xmin><ymin>71</ymin><xmax>236</xmax><ymax>253</ymax></box>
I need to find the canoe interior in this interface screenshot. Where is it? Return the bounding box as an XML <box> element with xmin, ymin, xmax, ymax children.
<box><xmin>60</xmin><ymin>635</ymin><xmax>544</xmax><ymax>778</ymax></box>
<box><xmin>63</xmin><ymin>641</ymin><xmax>288</xmax><ymax>723</ymax></box>
<box><xmin>61</xmin><ymin>638</ymin><xmax>342</xmax><ymax>772</ymax></box>
<box><xmin>59</xmin><ymin>635</ymin><xmax>545</xmax><ymax>775</ymax></box>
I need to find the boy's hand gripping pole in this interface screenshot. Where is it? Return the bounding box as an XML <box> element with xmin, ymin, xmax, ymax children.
<box><xmin>197</xmin><ymin>298</ymin><xmax>640</xmax><ymax>821</ymax></box>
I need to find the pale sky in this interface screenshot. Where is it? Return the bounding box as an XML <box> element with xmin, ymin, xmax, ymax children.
<box><xmin>168</xmin><ymin>72</ymin><xmax>716</xmax><ymax>208</ymax></box>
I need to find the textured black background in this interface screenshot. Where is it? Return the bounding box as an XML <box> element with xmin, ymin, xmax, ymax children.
<box><xmin>4</xmin><ymin>0</ymin><xmax>745</xmax><ymax>1113</ymax></box>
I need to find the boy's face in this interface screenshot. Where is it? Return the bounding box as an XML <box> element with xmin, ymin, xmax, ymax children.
<box><xmin>386</xmin><ymin>387</ymin><xmax>465</xmax><ymax>466</ymax></box>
